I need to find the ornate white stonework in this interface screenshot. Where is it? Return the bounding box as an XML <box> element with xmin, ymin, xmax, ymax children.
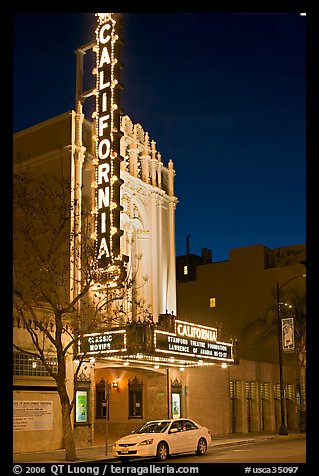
<box><xmin>119</xmin><ymin>115</ymin><xmax>178</xmax><ymax>321</ymax></box>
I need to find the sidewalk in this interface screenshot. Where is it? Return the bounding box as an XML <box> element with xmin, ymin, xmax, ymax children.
<box><xmin>13</xmin><ymin>431</ymin><xmax>305</xmax><ymax>464</ymax></box>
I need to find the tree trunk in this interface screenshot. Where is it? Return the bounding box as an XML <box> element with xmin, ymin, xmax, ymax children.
<box><xmin>296</xmin><ymin>336</ymin><xmax>306</xmax><ymax>433</ymax></box>
<box><xmin>299</xmin><ymin>364</ymin><xmax>306</xmax><ymax>432</ymax></box>
<box><xmin>60</xmin><ymin>393</ymin><xmax>77</xmax><ymax>461</ymax></box>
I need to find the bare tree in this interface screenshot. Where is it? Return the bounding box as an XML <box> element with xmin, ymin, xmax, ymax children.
<box><xmin>13</xmin><ymin>172</ymin><xmax>130</xmax><ymax>460</ymax></box>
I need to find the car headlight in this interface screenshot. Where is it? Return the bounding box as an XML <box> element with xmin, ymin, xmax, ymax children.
<box><xmin>139</xmin><ymin>439</ymin><xmax>154</xmax><ymax>446</ymax></box>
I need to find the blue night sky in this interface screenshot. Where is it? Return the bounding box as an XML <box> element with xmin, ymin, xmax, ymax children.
<box><xmin>13</xmin><ymin>12</ymin><xmax>306</xmax><ymax>261</ymax></box>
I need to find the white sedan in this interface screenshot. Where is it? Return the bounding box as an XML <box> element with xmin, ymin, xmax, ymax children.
<box><xmin>112</xmin><ymin>418</ymin><xmax>212</xmax><ymax>461</ymax></box>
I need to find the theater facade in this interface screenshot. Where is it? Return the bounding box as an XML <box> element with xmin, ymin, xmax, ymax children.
<box><xmin>13</xmin><ymin>13</ymin><xmax>299</xmax><ymax>453</ymax></box>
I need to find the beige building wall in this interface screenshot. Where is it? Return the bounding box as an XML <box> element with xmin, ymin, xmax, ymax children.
<box><xmin>92</xmin><ymin>366</ymin><xmax>169</xmax><ymax>443</ymax></box>
<box><xmin>185</xmin><ymin>366</ymin><xmax>231</xmax><ymax>435</ymax></box>
<box><xmin>176</xmin><ymin>244</ymin><xmax>306</xmax><ymax>363</ymax></box>
<box><xmin>14</xmin><ymin>388</ymin><xmax>63</xmax><ymax>453</ymax></box>
<box><xmin>86</xmin><ymin>357</ymin><xmax>298</xmax><ymax>445</ymax></box>
<box><xmin>13</xmin><ymin>310</ymin><xmax>74</xmax><ymax>453</ymax></box>
<box><xmin>229</xmin><ymin>359</ymin><xmax>299</xmax><ymax>433</ymax></box>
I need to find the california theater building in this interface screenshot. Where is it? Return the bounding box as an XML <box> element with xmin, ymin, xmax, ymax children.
<box><xmin>13</xmin><ymin>13</ymin><xmax>301</xmax><ymax>454</ymax></box>
<box><xmin>13</xmin><ymin>105</ymin><xmax>239</xmax><ymax>452</ymax></box>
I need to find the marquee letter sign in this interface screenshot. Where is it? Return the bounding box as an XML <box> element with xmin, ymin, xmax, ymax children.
<box><xmin>94</xmin><ymin>13</ymin><xmax>126</xmax><ymax>283</ymax></box>
<box><xmin>80</xmin><ymin>329</ymin><xmax>126</xmax><ymax>355</ymax></box>
<box><xmin>155</xmin><ymin>320</ymin><xmax>234</xmax><ymax>363</ymax></box>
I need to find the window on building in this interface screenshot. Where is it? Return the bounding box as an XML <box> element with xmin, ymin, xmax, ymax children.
<box><xmin>260</xmin><ymin>382</ymin><xmax>270</xmax><ymax>400</ymax></box>
<box><xmin>128</xmin><ymin>377</ymin><xmax>143</xmax><ymax>418</ymax></box>
<box><xmin>230</xmin><ymin>380</ymin><xmax>242</xmax><ymax>433</ymax></box>
<box><xmin>209</xmin><ymin>297</ymin><xmax>216</xmax><ymax>308</ymax></box>
<box><xmin>183</xmin><ymin>265</ymin><xmax>188</xmax><ymax>275</ymax></box>
<box><xmin>286</xmin><ymin>383</ymin><xmax>296</xmax><ymax>402</ymax></box>
<box><xmin>260</xmin><ymin>382</ymin><xmax>270</xmax><ymax>432</ymax></box>
<box><xmin>274</xmin><ymin>383</ymin><xmax>281</xmax><ymax>400</ymax></box>
<box><xmin>13</xmin><ymin>352</ymin><xmax>58</xmax><ymax>376</ymax></box>
<box><xmin>95</xmin><ymin>380</ymin><xmax>107</xmax><ymax>419</ymax></box>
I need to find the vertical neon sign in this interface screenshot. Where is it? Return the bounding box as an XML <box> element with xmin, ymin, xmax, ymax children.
<box><xmin>95</xmin><ymin>13</ymin><xmax>125</xmax><ymax>284</ymax></box>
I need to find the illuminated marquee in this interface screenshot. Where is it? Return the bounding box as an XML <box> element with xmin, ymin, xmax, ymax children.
<box><xmin>155</xmin><ymin>320</ymin><xmax>233</xmax><ymax>362</ymax></box>
<box><xmin>79</xmin><ymin>320</ymin><xmax>234</xmax><ymax>365</ymax></box>
<box><xmin>175</xmin><ymin>320</ymin><xmax>218</xmax><ymax>342</ymax></box>
<box><xmin>80</xmin><ymin>329</ymin><xmax>126</xmax><ymax>355</ymax></box>
<box><xmin>94</xmin><ymin>13</ymin><xmax>124</xmax><ymax>277</ymax></box>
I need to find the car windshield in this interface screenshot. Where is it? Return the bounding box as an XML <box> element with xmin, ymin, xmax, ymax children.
<box><xmin>133</xmin><ymin>421</ymin><xmax>170</xmax><ymax>434</ymax></box>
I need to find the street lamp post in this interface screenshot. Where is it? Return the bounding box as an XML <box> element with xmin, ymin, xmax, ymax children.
<box><xmin>276</xmin><ymin>273</ymin><xmax>306</xmax><ymax>436</ymax></box>
<box><xmin>276</xmin><ymin>281</ymin><xmax>288</xmax><ymax>435</ymax></box>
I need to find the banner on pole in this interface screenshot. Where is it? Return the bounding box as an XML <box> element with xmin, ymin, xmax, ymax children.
<box><xmin>282</xmin><ymin>317</ymin><xmax>295</xmax><ymax>351</ymax></box>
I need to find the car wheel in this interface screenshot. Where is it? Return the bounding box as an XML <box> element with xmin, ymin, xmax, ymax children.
<box><xmin>156</xmin><ymin>441</ymin><xmax>169</xmax><ymax>461</ymax></box>
<box><xmin>196</xmin><ymin>437</ymin><xmax>207</xmax><ymax>455</ymax></box>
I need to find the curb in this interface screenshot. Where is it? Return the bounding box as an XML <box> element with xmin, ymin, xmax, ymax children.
<box><xmin>212</xmin><ymin>434</ymin><xmax>303</xmax><ymax>448</ymax></box>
